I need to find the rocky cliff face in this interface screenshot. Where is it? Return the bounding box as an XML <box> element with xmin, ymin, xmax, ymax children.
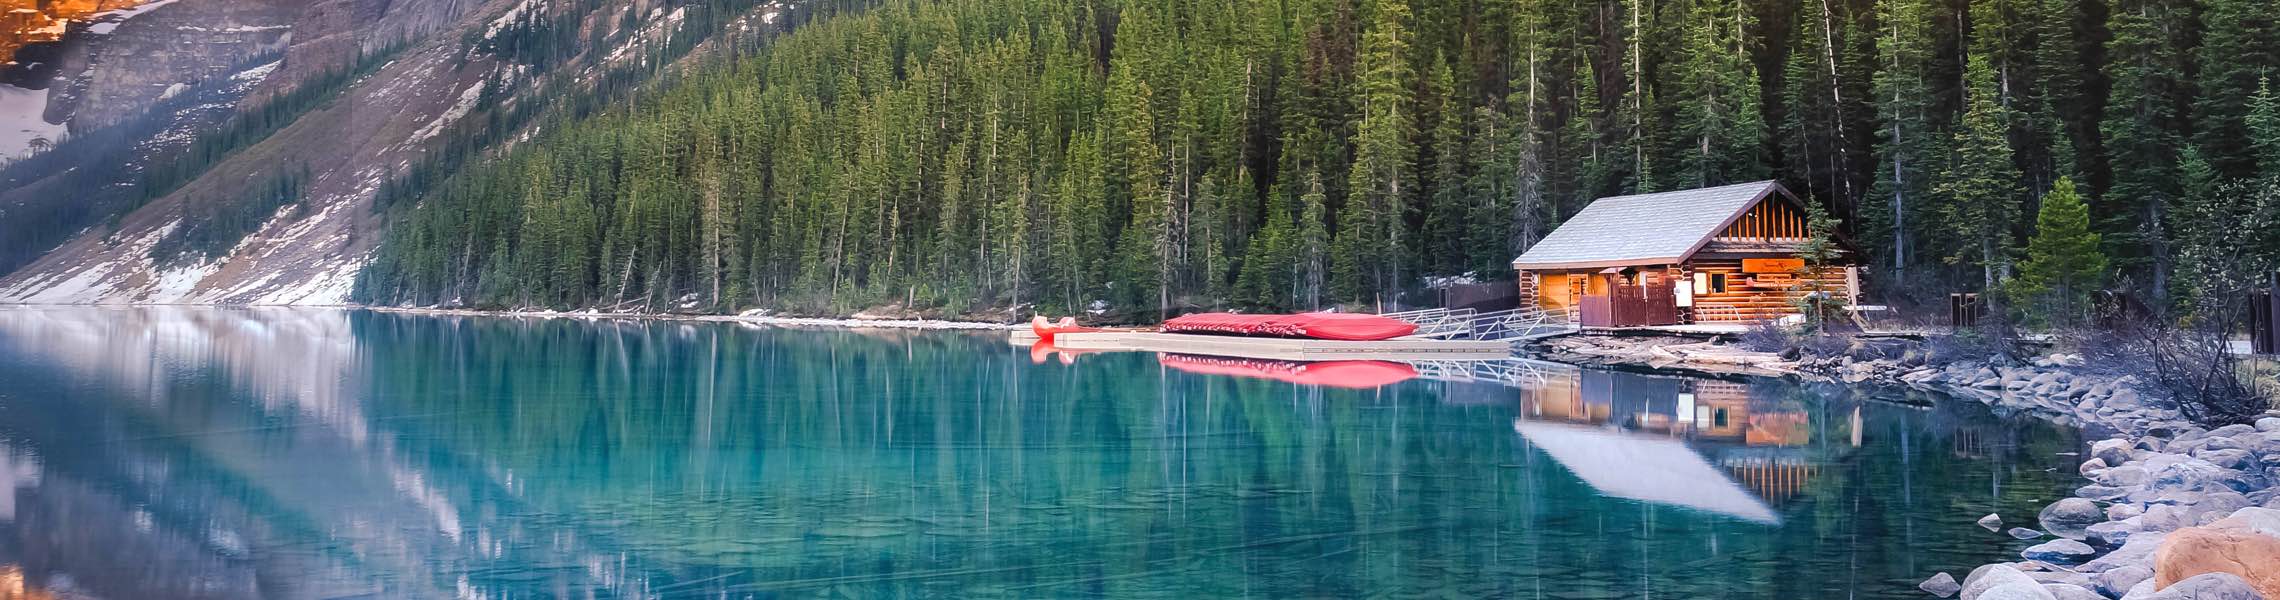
<box><xmin>43</xmin><ymin>0</ymin><xmax>302</xmax><ymax>130</ymax></box>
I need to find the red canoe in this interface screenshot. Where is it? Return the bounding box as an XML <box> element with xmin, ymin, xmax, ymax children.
<box><xmin>1160</xmin><ymin>312</ymin><xmax>1418</xmax><ymax>341</ymax></box>
<box><xmin>1159</xmin><ymin>354</ymin><xmax>1418</xmax><ymax>389</ymax></box>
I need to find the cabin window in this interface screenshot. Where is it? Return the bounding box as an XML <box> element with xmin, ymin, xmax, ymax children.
<box><xmin>1695</xmin><ymin>272</ymin><xmax>1729</xmax><ymax>294</ymax></box>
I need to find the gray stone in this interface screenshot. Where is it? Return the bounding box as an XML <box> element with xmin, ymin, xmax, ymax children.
<box><xmin>1977</xmin><ymin>582</ymin><xmax>2059</xmax><ymax>600</ymax></box>
<box><xmin>2257</xmin><ymin>417</ymin><xmax>2280</xmax><ymax>432</ymax></box>
<box><xmin>2098</xmin><ymin>465</ymin><xmax>2151</xmax><ymax>487</ymax></box>
<box><xmin>2144</xmin><ymin>572</ymin><xmax>2264</xmax><ymax>600</ymax></box>
<box><xmin>1980</xmin><ymin>513</ymin><xmax>2005</xmax><ymax>531</ymax></box>
<box><xmin>2021</xmin><ymin>539</ymin><xmax>2096</xmax><ymax>562</ymax></box>
<box><xmin>2008</xmin><ymin>527</ymin><xmax>2046</xmax><ymax>540</ymax></box>
<box><xmin>2210</xmin><ymin>424</ymin><xmax>2257</xmax><ymax>438</ymax></box>
<box><xmin>2199</xmin><ymin>448</ymin><xmax>2256</xmax><ymax>470</ymax></box>
<box><xmin>2140</xmin><ymin>505</ymin><xmax>2194</xmax><ymax>532</ymax></box>
<box><xmin>2210</xmin><ymin>505</ymin><xmax>2280</xmax><ymax>537</ymax></box>
<box><xmin>2039</xmin><ymin>498</ymin><xmax>2105</xmax><ymax>540</ymax></box>
<box><xmin>2078</xmin><ymin>485</ymin><xmax>2134</xmax><ymax>501</ymax></box>
<box><xmin>2119</xmin><ymin>579</ymin><xmax>2155</xmax><ymax>600</ymax></box>
<box><xmin>2079</xmin><ymin>532</ymin><xmax>2169</xmax><ymax>573</ymax></box>
<box><xmin>2080</xmin><ymin>457</ymin><xmax>2110</xmax><ymax>476</ymax></box>
<box><xmin>2195</xmin><ymin>491</ymin><xmax>2255</xmax><ymax>520</ymax></box>
<box><xmin>1964</xmin><ymin>564</ymin><xmax>2044</xmax><ymax>600</ymax></box>
<box><xmin>2041</xmin><ymin>584</ymin><xmax>2103</xmax><ymax>600</ymax></box>
<box><xmin>1921</xmin><ymin>572</ymin><xmax>1963</xmax><ymax>598</ymax></box>
<box><xmin>2095</xmin><ymin>565</ymin><xmax>2154</xmax><ymax>598</ymax></box>
<box><xmin>2087</xmin><ymin>520</ymin><xmax>2139</xmax><ymax>545</ymax></box>
<box><xmin>2150</xmin><ymin>458</ymin><xmax>2241</xmax><ymax>492</ymax></box>
<box><xmin>2109</xmin><ymin>503</ymin><xmax>2145</xmax><ymax>521</ymax></box>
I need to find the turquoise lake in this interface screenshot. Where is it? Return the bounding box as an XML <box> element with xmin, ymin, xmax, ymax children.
<box><xmin>0</xmin><ymin>307</ymin><xmax>2085</xmax><ymax>598</ymax></box>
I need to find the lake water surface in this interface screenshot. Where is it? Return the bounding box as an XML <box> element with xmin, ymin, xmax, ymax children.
<box><xmin>0</xmin><ymin>307</ymin><xmax>2084</xmax><ymax>599</ymax></box>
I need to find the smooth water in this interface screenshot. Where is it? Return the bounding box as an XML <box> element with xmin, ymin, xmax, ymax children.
<box><xmin>0</xmin><ymin>307</ymin><xmax>2083</xmax><ymax>599</ymax></box>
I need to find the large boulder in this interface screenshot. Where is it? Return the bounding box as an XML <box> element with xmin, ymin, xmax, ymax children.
<box><xmin>2151</xmin><ymin>526</ymin><xmax>2280</xmax><ymax>598</ymax></box>
<box><xmin>2039</xmin><ymin>498</ymin><xmax>2104</xmax><ymax>540</ymax></box>
<box><xmin>2081</xmin><ymin>532</ymin><xmax>2170</xmax><ymax>573</ymax></box>
<box><xmin>2145</xmin><ymin>572</ymin><xmax>2265</xmax><ymax>600</ymax></box>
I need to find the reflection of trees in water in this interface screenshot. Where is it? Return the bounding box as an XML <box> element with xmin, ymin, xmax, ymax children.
<box><xmin>0</xmin><ymin>310</ymin><xmax>2096</xmax><ymax>599</ymax></box>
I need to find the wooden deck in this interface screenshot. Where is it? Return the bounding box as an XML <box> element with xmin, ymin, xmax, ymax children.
<box><xmin>1033</xmin><ymin>331</ymin><xmax>1513</xmax><ymax>361</ymax></box>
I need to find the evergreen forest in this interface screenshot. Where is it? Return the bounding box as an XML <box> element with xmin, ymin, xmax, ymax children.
<box><xmin>351</xmin><ymin>0</ymin><xmax>2280</xmax><ymax>320</ymax></box>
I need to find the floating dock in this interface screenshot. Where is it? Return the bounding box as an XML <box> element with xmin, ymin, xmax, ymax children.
<box><xmin>1022</xmin><ymin>331</ymin><xmax>1513</xmax><ymax>361</ymax></box>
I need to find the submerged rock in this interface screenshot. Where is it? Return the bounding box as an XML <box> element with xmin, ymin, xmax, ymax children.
<box><xmin>2009</xmin><ymin>527</ymin><xmax>2047</xmax><ymax>540</ymax></box>
<box><xmin>2023</xmin><ymin>539</ymin><xmax>2096</xmax><ymax>562</ymax></box>
<box><xmin>1921</xmin><ymin>572</ymin><xmax>1962</xmax><ymax>597</ymax></box>
<box><xmin>1981</xmin><ymin>513</ymin><xmax>2005</xmax><ymax>531</ymax></box>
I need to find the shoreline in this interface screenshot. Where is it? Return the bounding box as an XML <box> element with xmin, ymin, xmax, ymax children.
<box><xmin>0</xmin><ymin>303</ymin><xmax>1030</xmax><ymax>330</ymax></box>
<box><xmin>1524</xmin><ymin>332</ymin><xmax>2280</xmax><ymax>600</ymax></box>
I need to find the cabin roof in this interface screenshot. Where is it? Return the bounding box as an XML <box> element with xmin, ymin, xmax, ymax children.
<box><xmin>1510</xmin><ymin>180</ymin><xmax>1792</xmax><ymax>270</ymax></box>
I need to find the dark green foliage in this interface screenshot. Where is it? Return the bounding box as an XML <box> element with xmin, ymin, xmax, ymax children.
<box><xmin>2009</xmin><ymin>177</ymin><xmax>2106</xmax><ymax>324</ymax></box>
<box><xmin>148</xmin><ymin>166</ymin><xmax>311</xmax><ymax>264</ymax></box>
<box><xmin>343</xmin><ymin>0</ymin><xmax>2280</xmax><ymax>318</ymax></box>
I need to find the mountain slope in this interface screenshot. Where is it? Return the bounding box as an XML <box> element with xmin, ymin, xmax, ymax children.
<box><xmin>0</xmin><ymin>0</ymin><xmax>795</xmax><ymax>304</ymax></box>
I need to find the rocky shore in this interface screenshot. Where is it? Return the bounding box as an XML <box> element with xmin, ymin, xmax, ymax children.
<box><xmin>1526</xmin><ymin>333</ymin><xmax>2280</xmax><ymax>599</ymax></box>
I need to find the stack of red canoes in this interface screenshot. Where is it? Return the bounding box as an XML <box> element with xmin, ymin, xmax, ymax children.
<box><xmin>1159</xmin><ymin>354</ymin><xmax>1418</xmax><ymax>389</ymax></box>
<box><xmin>1160</xmin><ymin>312</ymin><xmax>1418</xmax><ymax>341</ymax></box>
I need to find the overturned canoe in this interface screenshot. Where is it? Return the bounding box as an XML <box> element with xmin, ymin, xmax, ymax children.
<box><xmin>1161</xmin><ymin>312</ymin><xmax>1418</xmax><ymax>341</ymax></box>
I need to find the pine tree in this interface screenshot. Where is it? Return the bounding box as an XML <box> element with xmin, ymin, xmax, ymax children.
<box><xmin>1337</xmin><ymin>0</ymin><xmax>1418</xmax><ymax>305</ymax></box>
<box><xmin>2010</xmin><ymin>177</ymin><xmax>2105</xmax><ymax>324</ymax></box>
<box><xmin>1864</xmin><ymin>0</ymin><xmax>1935</xmax><ymax>280</ymax></box>
<box><xmin>2250</xmin><ymin>76</ymin><xmax>2280</xmax><ymax>177</ymax></box>
<box><xmin>1663</xmin><ymin>0</ymin><xmax>1764</xmax><ymax>189</ymax></box>
<box><xmin>2191</xmin><ymin>0</ymin><xmax>2280</xmax><ymax>180</ymax></box>
<box><xmin>1934</xmin><ymin>59</ymin><xmax>2025</xmax><ymax>287</ymax></box>
<box><xmin>2100</xmin><ymin>0</ymin><xmax>2192</xmax><ymax>296</ymax></box>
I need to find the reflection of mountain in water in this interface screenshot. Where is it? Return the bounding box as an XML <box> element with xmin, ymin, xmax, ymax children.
<box><xmin>0</xmin><ymin>308</ymin><xmax>2088</xmax><ymax>599</ymax></box>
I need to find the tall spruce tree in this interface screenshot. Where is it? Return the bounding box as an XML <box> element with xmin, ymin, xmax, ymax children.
<box><xmin>1935</xmin><ymin>59</ymin><xmax>2025</xmax><ymax>287</ymax></box>
<box><xmin>1336</xmin><ymin>0</ymin><xmax>1418</xmax><ymax>304</ymax></box>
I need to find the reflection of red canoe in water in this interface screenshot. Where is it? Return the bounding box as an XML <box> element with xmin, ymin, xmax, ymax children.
<box><xmin>1161</xmin><ymin>312</ymin><xmax>1418</xmax><ymax>341</ymax></box>
<box><xmin>1029</xmin><ymin>342</ymin><xmax>1109</xmax><ymax>365</ymax></box>
<box><xmin>1031</xmin><ymin>315</ymin><xmax>1108</xmax><ymax>342</ymax></box>
<box><xmin>1159</xmin><ymin>354</ymin><xmax>1418</xmax><ymax>389</ymax></box>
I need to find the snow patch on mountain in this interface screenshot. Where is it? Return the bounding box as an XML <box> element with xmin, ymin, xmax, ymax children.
<box><xmin>0</xmin><ymin>84</ymin><xmax>67</xmax><ymax>161</ymax></box>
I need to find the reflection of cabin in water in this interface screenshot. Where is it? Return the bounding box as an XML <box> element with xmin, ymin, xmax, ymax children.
<box><xmin>1511</xmin><ymin>181</ymin><xmax>1859</xmax><ymax>327</ymax></box>
<box><xmin>1517</xmin><ymin>369</ymin><xmax>1840</xmax><ymax>507</ymax></box>
<box><xmin>1522</xmin><ymin>370</ymin><xmax>1810</xmax><ymax>446</ymax></box>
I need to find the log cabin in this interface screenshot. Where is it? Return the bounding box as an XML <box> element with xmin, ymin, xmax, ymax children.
<box><xmin>1511</xmin><ymin>181</ymin><xmax>1857</xmax><ymax>328</ymax></box>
